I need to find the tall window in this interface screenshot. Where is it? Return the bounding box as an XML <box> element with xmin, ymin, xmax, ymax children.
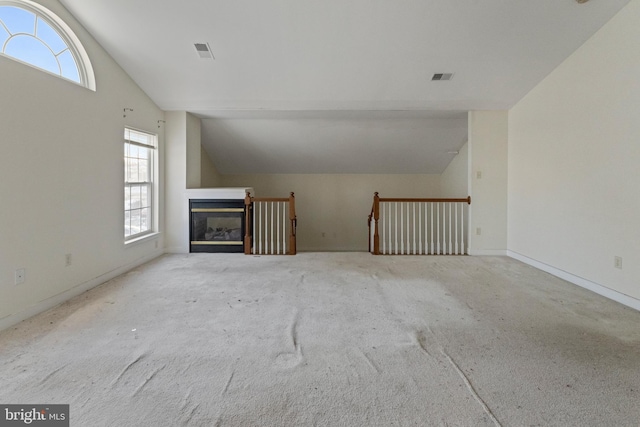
<box><xmin>125</xmin><ymin>128</ymin><xmax>156</xmax><ymax>240</ymax></box>
<box><xmin>0</xmin><ymin>0</ymin><xmax>95</xmax><ymax>89</ymax></box>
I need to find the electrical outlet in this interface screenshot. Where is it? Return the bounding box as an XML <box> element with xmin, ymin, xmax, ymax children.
<box><xmin>476</xmin><ymin>171</ymin><xmax>482</xmax><ymax>179</ymax></box>
<box><xmin>476</xmin><ymin>227</ymin><xmax>482</xmax><ymax>236</ymax></box>
<box><xmin>614</xmin><ymin>256</ymin><xmax>622</xmax><ymax>270</ymax></box>
<box><xmin>15</xmin><ymin>268</ymin><xmax>25</xmax><ymax>285</ymax></box>
<box><xmin>65</xmin><ymin>253</ymin><xmax>72</xmax><ymax>267</ymax></box>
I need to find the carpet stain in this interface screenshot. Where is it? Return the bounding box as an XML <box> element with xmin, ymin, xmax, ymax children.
<box><xmin>415</xmin><ymin>330</ymin><xmax>437</xmax><ymax>358</ymax></box>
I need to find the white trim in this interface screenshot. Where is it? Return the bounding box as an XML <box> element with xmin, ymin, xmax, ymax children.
<box><xmin>0</xmin><ymin>249</ymin><xmax>164</xmax><ymax>332</ymax></box>
<box><xmin>507</xmin><ymin>250</ymin><xmax>640</xmax><ymax>312</ymax></box>
<box><xmin>468</xmin><ymin>249</ymin><xmax>508</xmax><ymax>256</ymax></box>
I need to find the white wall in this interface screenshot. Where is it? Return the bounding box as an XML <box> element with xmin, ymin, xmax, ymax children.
<box><xmin>508</xmin><ymin>0</ymin><xmax>640</xmax><ymax>301</ymax></box>
<box><xmin>440</xmin><ymin>142</ymin><xmax>468</xmax><ymax>198</ymax></box>
<box><xmin>186</xmin><ymin>113</ymin><xmax>201</xmax><ymax>188</ymax></box>
<box><xmin>201</xmin><ymin>146</ymin><xmax>222</xmax><ymax>187</ymax></box>
<box><xmin>222</xmin><ymin>174</ymin><xmax>441</xmax><ymax>251</ymax></box>
<box><xmin>0</xmin><ymin>0</ymin><xmax>164</xmax><ymax>328</ymax></box>
<box><xmin>468</xmin><ymin>111</ymin><xmax>508</xmax><ymax>255</ymax></box>
<box><xmin>164</xmin><ymin>111</ymin><xmax>188</xmax><ymax>253</ymax></box>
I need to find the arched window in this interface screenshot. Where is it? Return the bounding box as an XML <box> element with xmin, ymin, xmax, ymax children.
<box><xmin>0</xmin><ymin>0</ymin><xmax>95</xmax><ymax>90</ymax></box>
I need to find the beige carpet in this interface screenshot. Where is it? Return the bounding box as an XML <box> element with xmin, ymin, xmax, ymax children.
<box><xmin>1</xmin><ymin>253</ymin><xmax>639</xmax><ymax>426</ymax></box>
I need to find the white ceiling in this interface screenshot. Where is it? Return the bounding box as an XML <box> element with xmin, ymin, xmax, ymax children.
<box><xmin>60</xmin><ymin>0</ymin><xmax>630</xmax><ymax>174</ymax></box>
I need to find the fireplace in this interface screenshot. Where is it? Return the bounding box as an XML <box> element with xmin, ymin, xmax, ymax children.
<box><xmin>190</xmin><ymin>199</ymin><xmax>246</xmax><ymax>253</ymax></box>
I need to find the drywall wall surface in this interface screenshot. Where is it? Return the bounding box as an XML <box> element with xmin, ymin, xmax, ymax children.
<box><xmin>508</xmin><ymin>0</ymin><xmax>640</xmax><ymax>300</ymax></box>
<box><xmin>186</xmin><ymin>113</ymin><xmax>201</xmax><ymax>189</ymax></box>
<box><xmin>222</xmin><ymin>174</ymin><xmax>440</xmax><ymax>251</ymax></box>
<box><xmin>468</xmin><ymin>111</ymin><xmax>508</xmax><ymax>254</ymax></box>
<box><xmin>201</xmin><ymin>146</ymin><xmax>222</xmax><ymax>187</ymax></box>
<box><xmin>165</xmin><ymin>111</ymin><xmax>189</xmax><ymax>253</ymax></box>
<box><xmin>0</xmin><ymin>0</ymin><xmax>164</xmax><ymax>325</ymax></box>
<box><xmin>440</xmin><ymin>142</ymin><xmax>469</xmax><ymax>198</ymax></box>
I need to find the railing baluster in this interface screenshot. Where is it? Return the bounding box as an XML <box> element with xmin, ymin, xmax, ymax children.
<box><xmin>380</xmin><ymin>202</ymin><xmax>384</xmax><ymax>254</ymax></box>
<box><xmin>387</xmin><ymin>203</ymin><xmax>391</xmax><ymax>255</ymax></box>
<box><xmin>448</xmin><ymin>203</ymin><xmax>452</xmax><ymax>255</ymax></box>
<box><xmin>409</xmin><ymin>203</ymin><xmax>412</xmax><ymax>255</ymax></box>
<box><xmin>443</xmin><ymin>203</ymin><xmax>447</xmax><ymax>255</ymax></box>
<box><xmin>258</xmin><ymin>201</ymin><xmax>262</xmax><ymax>255</ymax></box>
<box><xmin>461</xmin><ymin>203</ymin><xmax>465</xmax><ymax>255</ymax></box>
<box><xmin>400</xmin><ymin>203</ymin><xmax>405</xmax><ymax>254</ymax></box>
<box><xmin>395</xmin><ymin>202</ymin><xmax>398</xmax><ymax>255</ymax></box>
<box><xmin>437</xmin><ymin>203</ymin><xmax>441</xmax><ymax>255</ymax></box>
<box><xmin>283</xmin><ymin>201</ymin><xmax>287</xmax><ymax>254</ymax></box>
<box><xmin>429</xmin><ymin>203</ymin><xmax>432</xmax><ymax>254</ymax></box>
<box><xmin>251</xmin><ymin>200</ymin><xmax>256</xmax><ymax>254</ymax></box>
<box><xmin>276</xmin><ymin>202</ymin><xmax>280</xmax><ymax>254</ymax></box>
<box><xmin>418</xmin><ymin>202</ymin><xmax>422</xmax><ymax>255</ymax></box>
<box><xmin>454</xmin><ymin>203</ymin><xmax>459</xmax><ymax>255</ymax></box>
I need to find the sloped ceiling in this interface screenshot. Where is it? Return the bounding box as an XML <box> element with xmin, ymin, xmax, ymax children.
<box><xmin>60</xmin><ymin>0</ymin><xmax>630</xmax><ymax>173</ymax></box>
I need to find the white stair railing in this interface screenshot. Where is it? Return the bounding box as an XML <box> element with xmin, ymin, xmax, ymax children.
<box><xmin>369</xmin><ymin>193</ymin><xmax>471</xmax><ymax>255</ymax></box>
<box><xmin>245</xmin><ymin>192</ymin><xmax>297</xmax><ymax>255</ymax></box>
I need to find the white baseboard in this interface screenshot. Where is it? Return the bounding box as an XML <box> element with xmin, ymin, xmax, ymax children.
<box><xmin>507</xmin><ymin>250</ymin><xmax>640</xmax><ymax>312</ymax></box>
<box><xmin>469</xmin><ymin>249</ymin><xmax>508</xmax><ymax>256</ymax></box>
<box><xmin>165</xmin><ymin>245</ymin><xmax>189</xmax><ymax>254</ymax></box>
<box><xmin>0</xmin><ymin>249</ymin><xmax>164</xmax><ymax>332</ymax></box>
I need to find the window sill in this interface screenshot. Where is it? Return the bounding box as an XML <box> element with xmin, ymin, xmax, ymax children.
<box><xmin>125</xmin><ymin>232</ymin><xmax>161</xmax><ymax>247</ymax></box>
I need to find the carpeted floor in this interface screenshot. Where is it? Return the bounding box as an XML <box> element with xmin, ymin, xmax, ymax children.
<box><xmin>1</xmin><ymin>253</ymin><xmax>639</xmax><ymax>426</ymax></box>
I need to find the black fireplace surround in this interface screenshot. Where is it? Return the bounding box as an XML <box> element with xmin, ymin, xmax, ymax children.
<box><xmin>190</xmin><ymin>199</ymin><xmax>245</xmax><ymax>253</ymax></box>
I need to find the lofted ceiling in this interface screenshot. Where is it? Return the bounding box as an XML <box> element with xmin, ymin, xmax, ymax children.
<box><xmin>60</xmin><ymin>0</ymin><xmax>630</xmax><ymax>174</ymax></box>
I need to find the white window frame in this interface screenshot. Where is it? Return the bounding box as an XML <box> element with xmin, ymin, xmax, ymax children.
<box><xmin>0</xmin><ymin>0</ymin><xmax>95</xmax><ymax>90</ymax></box>
<box><xmin>124</xmin><ymin>128</ymin><xmax>157</xmax><ymax>242</ymax></box>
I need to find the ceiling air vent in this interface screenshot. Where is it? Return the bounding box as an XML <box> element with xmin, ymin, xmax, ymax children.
<box><xmin>194</xmin><ymin>43</ymin><xmax>214</xmax><ymax>59</ymax></box>
<box><xmin>432</xmin><ymin>73</ymin><xmax>454</xmax><ymax>81</ymax></box>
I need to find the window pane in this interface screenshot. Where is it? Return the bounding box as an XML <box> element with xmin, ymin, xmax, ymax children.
<box><xmin>140</xmin><ymin>185</ymin><xmax>148</xmax><ymax>208</ymax></box>
<box><xmin>141</xmin><ymin>208</ymin><xmax>150</xmax><ymax>232</ymax></box>
<box><xmin>138</xmin><ymin>146</ymin><xmax>149</xmax><ymax>160</ymax></box>
<box><xmin>124</xmin><ymin>210</ymin><xmax>131</xmax><ymax>237</ymax></box>
<box><xmin>138</xmin><ymin>159</ymin><xmax>149</xmax><ymax>182</ymax></box>
<box><xmin>130</xmin><ymin>209</ymin><xmax>141</xmax><ymax>235</ymax></box>
<box><xmin>127</xmin><ymin>130</ymin><xmax>152</xmax><ymax>146</ymax></box>
<box><xmin>5</xmin><ymin>35</ymin><xmax>59</xmax><ymax>74</ymax></box>
<box><xmin>127</xmin><ymin>158</ymin><xmax>139</xmax><ymax>183</ymax></box>
<box><xmin>130</xmin><ymin>185</ymin><xmax>141</xmax><ymax>209</ymax></box>
<box><xmin>58</xmin><ymin>49</ymin><xmax>80</xmax><ymax>82</ymax></box>
<box><xmin>0</xmin><ymin>24</ymin><xmax>9</xmax><ymax>47</ymax></box>
<box><xmin>0</xmin><ymin>6</ymin><xmax>35</xmax><ymax>35</ymax></box>
<box><xmin>36</xmin><ymin>17</ymin><xmax>66</xmax><ymax>54</ymax></box>
<box><xmin>124</xmin><ymin>186</ymin><xmax>131</xmax><ymax>210</ymax></box>
<box><xmin>129</xmin><ymin>144</ymin><xmax>139</xmax><ymax>158</ymax></box>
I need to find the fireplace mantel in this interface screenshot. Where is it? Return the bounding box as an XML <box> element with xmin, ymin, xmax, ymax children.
<box><xmin>185</xmin><ymin>187</ymin><xmax>253</xmax><ymax>200</ymax></box>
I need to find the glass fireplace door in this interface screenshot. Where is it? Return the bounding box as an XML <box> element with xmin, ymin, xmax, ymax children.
<box><xmin>190</xmin><ymin>199</ymin><xmax>245</xmax><ymax>253</ymax></box>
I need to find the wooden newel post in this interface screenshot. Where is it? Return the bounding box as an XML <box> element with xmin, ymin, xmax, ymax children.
<box><xmin>244</xmin><ymin>191</ymin><xmax>252</xmax><ymax>255</ymax></box>
<box><xmin>288</xmin><ymin>192</ymin><xmax>297</xmax><ymax>255</ymax></box>
<box><xmin>373</xmin><ymin>192</ymin><xmax>380</xmax><ymax>255</ymax></box>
